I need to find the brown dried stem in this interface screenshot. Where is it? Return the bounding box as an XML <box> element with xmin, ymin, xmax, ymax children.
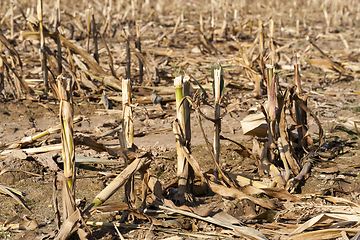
<box><xmin>122</xmin><ymin>78</ymin><xmax>135</xmax><ymax>208</ymax></box>
<box><xmin>37</xmin><ymin>0</ymin><xmax>49</xmax><ymax>93</ymax></box>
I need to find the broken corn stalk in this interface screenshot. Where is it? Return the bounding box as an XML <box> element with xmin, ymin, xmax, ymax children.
<box><xmin>213</xmin><ymin>63</ymin><xmax>223</xmax><ymax>179</ymax></box>
<box><xmin>174</xmin><ymin>75</ymin><xmax>189</xmax><ymax>197</ymax></box>
<box><xmin>58</xmin><ymin>75</ymin><xmax>75</xmax><ymax>190</ymax></box>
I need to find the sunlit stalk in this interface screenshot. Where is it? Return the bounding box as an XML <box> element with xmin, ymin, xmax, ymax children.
<box><xmin>122</xmin><ymin>78</ymin><xmax>135</xmax><ymax>207</ymax></box>
<box><xmin>174</xmin><ymin>76</ymin><xmax>189</xmax><ymax>196</ymax></box>
<box><xmin>58</xmin><ymin>76</ymin><xmax>75</xmax><ymax>190</ymax></box>
<box><xmin>122</xmin><ymin>79</ymin><xmax>133</xmax><ymax>149</ymax></box>
<box><xmin>213</xmin><ymin>65</ymin><xmax>222</xmax><ymax>180</ymax></box>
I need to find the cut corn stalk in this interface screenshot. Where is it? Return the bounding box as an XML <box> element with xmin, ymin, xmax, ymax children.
<box><xmin>121</xmin><ymin>79</ymin><xmax>134</xmax><ymax>149</ymax></box>
<box><xmin>212</xmin><ymin>63</ymin><xmax>224</xmax><ymax>180</ymax></box>
<box><xmin>174</xmin><ymin>75</ymin><xmax>191</xmax><ymax>203</ymax></box>
<box><xmin>58</xmin><ymin>75</ymin><xmax>75</xmax><ymax>190</ymax></box>
<box><xmin>122</xmin><ymin>78</ymin><xmax>135</xmax><ymax>208</ymax></box>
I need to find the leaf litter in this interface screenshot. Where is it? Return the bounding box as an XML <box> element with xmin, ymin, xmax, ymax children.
<box><xmin>1</xmin><ymin>0</ymin><xmax>360</xmax><ymax>239</ymax></box>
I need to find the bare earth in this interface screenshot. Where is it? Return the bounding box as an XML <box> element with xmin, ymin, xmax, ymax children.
<box><xmin>1</xmin><ymin>0</ymin><xmax>360</xmax><ymax>239</ymax></box>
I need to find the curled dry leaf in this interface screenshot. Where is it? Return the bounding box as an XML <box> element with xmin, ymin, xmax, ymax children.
<box><xmin>0</xmin><ymin>184</ymin><xmax>30</xmax><ymax>212</ymax></box>
<box><xmin>241</xmin><ymin>113</ymin><xmax>268</xmax><ymax>137</ymax></box>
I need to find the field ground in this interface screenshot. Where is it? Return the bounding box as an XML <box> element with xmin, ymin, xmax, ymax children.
<box><xmin>1</xmin><ymin>0</ymin><xmax>360</xmax><ymax>239</ymax></box>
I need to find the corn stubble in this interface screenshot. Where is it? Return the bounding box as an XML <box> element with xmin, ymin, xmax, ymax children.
<box><xmin>0</xmin><ymin>0</ymin><xmax>357</xmax><ymax>239</ymax></box>
<box><xmin>121</xmin><ymin>78</ymin><xmax>136</xmax><ymax>213</ymax></box>
<box><xmin>54</xmin><ymin>75</ymin><xmax>86</xmax><ymax>240</ymax></box>
<box><xmin>251</xmin><ymin>23</ymin><xmax>327</xmax><ymax>192</ymax></box>
<box><xmin>173</xmin><ymin>74</ymin><xmax>194</xmax><ymax>204</ymax></box>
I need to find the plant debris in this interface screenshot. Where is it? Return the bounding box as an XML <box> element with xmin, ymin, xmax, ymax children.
<box><xmin>1</xmin><ymin>0</ymin><xmax>360</xmax><ymax>239</ymax></box>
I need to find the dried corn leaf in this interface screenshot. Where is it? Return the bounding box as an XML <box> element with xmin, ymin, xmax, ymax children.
<box><xmin>308</xmin><ymin>59</ymin><xmax>337</xmax><ymax>72</ymax></box>
<box><xmin>292</xmin><ymin>92</ymin><xmax>324</xmax><ymax>147</ymax></box>
<box><xmin>240</xmin><ymin>186</ymin><xmax>300</xmax><ymax>202</ymax></box>
<box><xmin>0</xmin><ymin>55</ymin><xmax>32</xmax><ymax>95</ymax></box>
<box><xmin>75</xmin><ymin>135</ymin><xmax>107</xmax><ymax>152</ymax></box>
<box><xmin>0</xmin><ymin>29</ymin><xmax>22</xmax><ymax>67</ymax></box>
<box><xmin>313</xmin><ymin>166</ymin><xmax>339</xmax><ymax>174</ymax></box>
<box><xmin>63</xmin><ymin>12</ymin><xmax>86</xmax><ymax>33</ymax></box>
<box><xmin>0</xmin><ymin>143</ymin><xmax>62</xmax><ymax>156</ymax></box>
<box><xmin>291</xmin><ymin>212</ymin><xmax>360</xmax><ymax>237</ymax></box>
<box><xmin>55</xmin><ymin>208</ymin><xmax>82</xmax><ymax>240</ymax></box>
<box><xmin>290</xmin><ymin>213</ymin><xmax>330</xmax><ymax>236</ymax></box>
<box><xmin>0</xmin><ymin>185</ymin><xmax>30</xmax><ymax>212</ymax></box>
<box><xmin>279</xmin><ymin>88</ymin><xmax>301</xmax><ymax>175</ymax></box>
<box><xmin>72</xmin><ymin>54</ymin><xmax>122</xmax><ymax>91</ymax></box>
<box><xmin>173</xmin><ymin>120</ymin><xmax>275</xmax><ymax>209</ymax></box>
<box><xmin>269</xmin><ymin>164</ymin><xmax>286</xmax><ymax>187</ymax></box>
<box><xmin>320</xmin><ymin>196</ymin><xmax>360</xmax><ymax>207</ymax></box>
<box><xmin>261</xmin><ymin>188</ymin><xmax>300</xmax><ymax>202</ymax></box>
<box><xmin>20</xmin><ymin>31</ymin><xmax>122</xmax><ymax>91</ymax></box>
<box><xmin>208</xmin><ymin>182</ymin><xmax>275</xmax><ymax>209</ymax></box>
<box><xmin>92</xmin><ymin>202</ymin><xmax>129</xmax><ymax>213</ymax></box>
<box><xmin>289</xmin><ymin>228</ymin><xmax>360</xmax><ymax>240</ymax></box>
<box><xmin>159</xmin><ymin>205</ymin><xmax>268</xmax><ymax>240</ymax></box>
<box><xmin>0</xmin><ymin>216</ymin><xmax>38</xmax><ymax>231</ymax></box>
<box><xmin>241</xmin><ymin>113</ymin><xmax>268</xmax><ymax>137</ymax></box>
<box><xmin>226</xmin><ymin>172</ymin><xmax>268</xmax><ymax>188</ymax></box>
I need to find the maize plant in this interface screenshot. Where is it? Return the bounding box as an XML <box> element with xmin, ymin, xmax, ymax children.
<box><xmin>174</xmin><ymin>74</ymin><xmax>193</xmax><ymax>204</ymax></box>
<box><xmin>58</xmin><ymin>75</ymin><xmax>75</xmax><ymax>192</ymax></box>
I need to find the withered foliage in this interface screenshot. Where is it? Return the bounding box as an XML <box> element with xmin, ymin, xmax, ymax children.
<box><xmin>1</xmin><ymin>0</ymin><xmax>360</xmax><ymax>239</ymax></box>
